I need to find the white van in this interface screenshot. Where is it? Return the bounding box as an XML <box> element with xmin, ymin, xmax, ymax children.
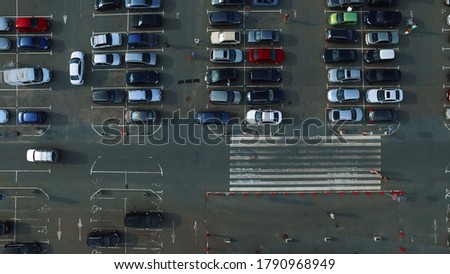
<box><xmin>26</xmin><ymin>149</ymin><xmax>59</xmax><ymax>163</ymax></box>
<box><xmin>125</xmin><ymin>52</ymin><xmax>156</xmax><ymax>65</ymax></box>
<box><xmin>2</xmin><ymin>67</ymin><xmax>51</xmax><ymax>86</ymax></box>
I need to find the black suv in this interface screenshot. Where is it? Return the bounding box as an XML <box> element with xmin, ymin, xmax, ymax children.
<box><xmin>325</xmin><ymin>28</ymin><xmax>359</xmax><ymax>43</ymax></box>
<box><xmin>321</xmin><ymin>48</ymin><xmax>357</xmax><ymax>63</ymax></box>
<box><xmin>0</xmin><ymin>221</ymin><xmax>11</xmax><ymax>235</ymax></box>
<box><xmin>204</xmin><ymin>69</ymin><xmax>237</xmax><ymax>84</ymax></box>
<box><xmin>211</xmin><ymin>0</ymin><xmax>245</xmax><ymax>7</ymax></box>
<box><xmin>3</xmin><ymin>242</ymin><xmax>43</xmax><ymax>254</ymax></box>
<box><xmin>249</xmin><ymin>68</ymin><xmax>281</xmax><ymax>83</ymax></box>
<box><xmin>209</xmin><ymin>11</ymin><xmax>241</xmax><ymax>26</ymax></box>
<box><xmin>91</xmin><ymin>90</ymin><xmax>126</xmax><ymax>104</ymax></box>
<box><xmin>94</xmin><ymin>0</ymin><xmax>120</xmax><ymax>11</ymax></box>
<box><xmin>246</xmin><ymin>88</ymin><xmax>284</xmax><ymax>105</ymax></box>
<box><xmin>365</xmin><ymin>69</ymin><xmax>401</xmax><ymax>84</ymax></box>
<box><xmin>364</xmin><ymin>10</ymin><xmax>402</xmax><ymax>28</ymax></box>
<box><xmin>124</xmin><ymin>212</ymin><xmax>162</xmax><ymax>229</ymax></box>
<box><xmin>368</xmin><ymin>0</ymin><xmax>398</xmax><ymax>6</ymax></box>
<box><xmin>126</xmin><ymin>71</ymin><xmax>160</xmax><ymax>85</ymax></box>
<box><xmin>86</xmin><ymin>231</ymin><xmax>120</xmax><ymax>248</ymax></box>
<box><xmin>132</xmin><ymin>14</ymin><xmax>162</xmax><ymax>28</ymax></box>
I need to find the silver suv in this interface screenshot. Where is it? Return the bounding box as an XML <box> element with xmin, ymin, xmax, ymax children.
<box><xmin>127</xmin><ymin>89</ymin><xmax>162</xmax><ymax>103</ymax></box>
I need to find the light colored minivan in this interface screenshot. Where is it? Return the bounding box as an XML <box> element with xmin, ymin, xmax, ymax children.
<box><xmin>26</xmin><ymin>149</ymin><xmax>59</xmax><ymax>163</ymax></box>
<box><xmin>125</xmin><ymin>52</ymin><xmax>156</xmax><ymax>65</ymax></box>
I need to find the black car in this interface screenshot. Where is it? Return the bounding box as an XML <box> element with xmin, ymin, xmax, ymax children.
<box><xmin>204</xmin><ymin>68</ymin><xmax>237</xmax><ymax>84</ymax></box>
<box><xmin>94</xmin><ymin>0</ymin><xmax>120</xmax><ymax>11</ymax></box>
<box><xmin>124</xmin><ymin>212</ymin><xmax>162</xmax><ymax>229</ymax></box>
<box><xmin>86</xmin><ymin>231</ymin><xmax>120</xmax><ymax>248</ymax></box>
<box><xmin>364</xmin><ymin>10</ymin><xmax>402</xmax><ymax>28</ymax></box>
<box><xmin>0</xmin><ymin>221</ymin><xmax>11</xmax><ymax>235</ymax></box>
<box><xmin>91</xmin><ymin>90</ymin><xmax>126</xmax><ymax>104</ymax></box>
<box><xmin>126</xmin><ymin>71</ymin><xmax>160</xmax><ymax>85</ymax></box>
<box><xmin>246</xmin><ymin>88</ymin><xmax>284</xmax><ymax>105</ymax></box>
<box><xmin>194</xmin><ymin>111</ymin><xmax>230</xmax><ymax>125</ymax></box>
<box><xmin>3</xmin><ymin>242</ymin><xmax>43</xmax><ymax>254</ymax></box>
<box><xmin>17</xmin><ymin>36</ymin><xmax>51</xmax><ymax>51</ymax></box>
<box><xmin>249</xmin><ymin>68</ymin><xmax>281</xmax><ymax>83</ymax></box>
<box><xmin>208</xmin><ymin>11</ymin><xmax>241</xmax><ymax>26</ymax></box>
<box><xmin>127</xmin><ymin>33</ymin><xmax>158</xmax><ymax>48</ymax></box>
<box><xmin>325</xmin><ymin>28</ymin><xmax>359</xmax><ymax>43</ymax></box>
<box><xmin>368</xmin><ymin>0</ymin><xmax>398</xmax><ymax>6</ymax></box>
<box><xmin>365</xmin><ymin>69</ymin><xmax>401</xmax><ymax>83</ymax></box>
<box><xmin>125</xmin><ymin>110</ymin><xmax>158</xmax><ymax>124</ymax></box>
<box><xmin>321</xmin><ymin>48</ymin><xmax>357</xmax><ymax>63</ymax></box>
<box><xmin>366</xmin><ymin>108</ymin><xmax>399</xmax><ymax>123</ymax></box>
<box><xmin>132</xmin><ymin>14</ymin><xmax>162</xmax><ymax>28</ymax></box>
<box><xmin>326</xmin><ymin>0</ymin><xmax>364</xmax><ymax>9</ymax></box>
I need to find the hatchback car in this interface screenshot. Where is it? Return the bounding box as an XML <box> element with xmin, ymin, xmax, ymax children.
<box><xmin>86</xmin><ymin>231</ymin><xmax>120</xmax><ymax>248</ymax></box>
<box><xmin>322</xmin><ymin>48</ymin><xmax>357</xmax><ymax>63</ymax></box>
<box><xmin>208</xmin><ymin>11</ymin><xmax>241</xmax><ymax>26</ymax></box>
<box><xmin>326</xmin><ymin>0</ymin><xmax>364</xmax><ymax>9</ymax></box>
<box><xmin>327</xmin><ymin>68</ymin><xmax>362</xmax><ymax>83</ymax></box>
<box><xmin>208</xmin><ymin>90</ymin><xmax>242</xmax><ymax>105</ymax></box>
<box><xmin>364</xmin><ymin>49</ymin><xmax>395</xmax><ymax>63</ymax></box>
<box><xmin>249</xmin><ymin>68</ymin><xmax>281</xmax><ymax>83</ymax></box>
<box><xmin>92</xmin><ymin>53</ymin><xmax>121</xmax><ymax>66</ymax></box>
<box><xmin>328</xmin><ymin>108</ymin><xmax>363</xmax><ymax>122</ymax></box>
<box><xmin>126</xmin><ymin>71</ymin><xmax>160</xmax><ymax>85</ymax></box>
<box><xmin>249</xmin><ymin>48</ymin><xmax>284</xmax><ymax>63</ymax></box>
<box><xmin>364</xmin><ymin>10</ymin><xmax>402</xmax><ymax>28</ymax></box>
<box><xmin>252</xmin><ymin>0</ymin><xmax>279</xmax><ymax>6</ymax></box>
<box><xmin>365</xmin><ymin>88</ymin><xmax>403</xmax><ymax>103</ymax></box>
<box><xmin>365</xmin><ymin>69</ymin><xmax>401</xmax><ymax>83</ymax></box>
<box><xmin>90</xmin><ymin>33</ymin><xmax>122</xmax><ymax>48</ymax></box>
<box><xmin>329</xmin><ymin>12</ymin><xmax>357</xmax><ymax>26</ymax></box>
<box><xmin>125</xmin><ymin>0</ymin><xmax>160</xmax><ymax>9</ymax></box>
<box><xmin>325</xmin><ymin>28</ymin><xmax>359</xmax><ymax>43</ymax></box>
<box><xmin>210</xmin><ymin>31</ymin><xmax>241</xmax><ymax>45</ymax></box>
<box><xmin>15</xmin><ymin>17</ymin><xmax>49</xmax><ymax>32</ymax></box>
<box><xmin>132</xmin><ymin>14</ymin><xmax>162</xmax><ymax>28</ymax></box>
<box><xmin>125</xmin><ymin>110</ymin><xmax>158</xmax><ymax>123</ymax></box>
<box><xmin>0</xmin><ymin>38</ymin><xmax>11</xmax><ymax>51</ymax></box>
<box><xmin>365</xmin><ymin>31</ymin><xmax>399</xmax><ymax>46</ymax></box>
<box><xmin>94</xmin><ymin>0</ymin><xmax>120</xmax><ymax>11</ymax></box>
<box><xmin>91</xmin><ymin>90</ymin><xmax>126</xmax><ymax>104</ymax></box>
<box><xmin>204</xmin><ymin>69</ymin><xmax>237</xmax><ymax>84</ymax></box>
<box><xmin>247</xmin><ymin>29</ymin><xmax>280</xmax><ymax>43</ymax></box>
<box><xmin>0</xmin><ymin>17</ymin><xmax>10</xmax><ymax>31</ymax></box>
<box><xmin>194</xmin><ymin>111</ymin><xmax>230</xmax><ymax>125</ymax></box>
<box><xmin>246</xmin><ymin>88</ymin><xmax>284</xmax><ymax>105</ymax></box>
<box><xmin>18</xmin><ymin>111</ymin><xmax>46</xmax><ymax>124</ymax></box>
<box><xmin>69</xmin><ymin>51</ymin><xmax>85</xmax><ymax>85</ymax></box>
<box><xmin>0</xmin><ymin>109</ymin><xmax>9</xmax><ymax>124</ymax></box>
<box><xmin>128</xmin><ymin>89</ymin><xmax>162</xmax><ymax>103</ymax></box>
<box><xmin>366</xmin><ymin>108</ymin><xmax>399</xmax><ymax>123</ymax></box>
<box><xmin>209</xmin><ymin>49</ymin><xmax>243</xmax><ymax>63</ymax></box>
<box><xmin>327</xmin><ymin>88</ymin><xmax>360</xmax><ymax>103</ymax></box>
<box><xmin>0</xmin><ymin>221</ymin><xmax>11</xmax><ymax>235</ymax></box>
<box><xmin>17</xmin><ymin>36</ymin><xmax>51</xmax><ymax>51</ymax></box>
<box><xmin>127</xmin><ymin>33</ymin><xmax>158</xmax><ymax>48</ymax></box>
<box><xmin>125</xmin><ymin>52</ymin><xmax>157</xmax><ymax>65</ymax></box>
<box><xmin>3</xmin><ymin>242</ymin><xmax>43</xmax><ymax>254</ymax></box>
<box><xmin>246</xmin><ymin>110</ymin><xmax>282</xmax><ymax>125</ymax></box>
<box><xmin>368</xmin><ymin>0</ymin><xmax>398</xmax><ymax>6</ymax></box>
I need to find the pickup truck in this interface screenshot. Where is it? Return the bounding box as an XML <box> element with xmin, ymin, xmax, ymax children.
<box><xmin>211</xmin><ymin>0</ymin><xmax>245</xmax><ymax>6</ymax></box>
<box><xmin>2</xmin><ymin>67</ymin><xmax>51</xmax><ymax>86</ymax></box>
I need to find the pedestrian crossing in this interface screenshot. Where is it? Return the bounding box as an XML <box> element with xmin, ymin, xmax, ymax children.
<box><xmin>228</xmin><ymin>135</ymin><xmax>382</xmax><ymax>192</ymax></box>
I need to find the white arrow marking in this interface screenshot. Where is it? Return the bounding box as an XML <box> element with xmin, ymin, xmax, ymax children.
<box><xmin>78</xmin><ymin>218</ymin><xmax>83</xmax><ymax>241</ymax></box>
<box><xmin>171</xmin><ymin>221</ymin><xmax>176</xmax><ymax>243</ymax></box>
<box><xmin>63</xmin><ymin>15</ymin><xmax>67</xmax><ymax>24</ymax></box>
<box><xmin>57</xmin><ymin>218</ymin><xmax>62</xmax><ymax>240</ymax></box>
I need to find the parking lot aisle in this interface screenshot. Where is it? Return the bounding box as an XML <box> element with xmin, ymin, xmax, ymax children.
<box><xmin>228</xmin><ymin>135</ymin><xmax>382</xmax><ymax>192</ymax></box>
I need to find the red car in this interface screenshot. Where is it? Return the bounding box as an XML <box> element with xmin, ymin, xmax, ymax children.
<box><xmin>249</xmin><ymin>48</ymin><xmax>284</xmax><ymax>63</ymax></box>
<box><xmin>16</xmin><ymin>17</ymin><xmax>49</xmax><ymax>32</ymax></box>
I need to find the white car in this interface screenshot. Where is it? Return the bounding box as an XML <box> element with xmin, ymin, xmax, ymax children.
<box><xmin>92</xmin><ymin>53</ymin><xmax>121</xmax><ymax>66</ymax></box>
<box><xmin>26</xmin><ymin>149</ymin><xmax>59</xmax><ymax>163</ymax></box>
<box><xmin>327</xmin><ymin>68</ymin><xmax>361</xmax><ymax>83</ymax></box>
<box><xmin>69</xmin><ymin>51</ymin><xmax>85</xmax><ymax>85</ymax></box>
<box><xmin>246</xmin><ymin>109</ymin><xmax>282</xmax><ymax>125</ymax></box>
<box><xmin>210</xmin><ymin>31</ymin><xmax>241</xmax><ymax>45</ymax></box>
<box><xmin>90</xmin><ymin>33</ymin><xmax>122</xmax><ymax>48</ymax></box>
<box><xmin>0</xmin><ymin>109</ymin><xmax>9</xmax><ymax>124</ymax></box>
<box><xmin>327</xmin><ymin>89</ymin><xmax>360</xmax><ymax>103</ymax></box>
<box><xmin>328</xmin><ymin>108</ymin><xmax>363</xmax><ymax>122</ymax></box>
<box><xmin>2</xmin><ymin>67</ymin><xmax>51</xmax><ymax>86</ymax></box>
<box><xmin>365</xmin><ymin>88</ymin><xmax>403</xmax><ymax>103</ymax></box>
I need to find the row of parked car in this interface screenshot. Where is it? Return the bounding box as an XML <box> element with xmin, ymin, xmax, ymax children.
<box><xmin>324</xmin><ymin>0</ymin><xmax>402</xmax><ymax>124</ymax></box>
<box><xmin>0</xmin><ymin>16</ymin><xmax>50</xmax><ymax>50</ymax></box>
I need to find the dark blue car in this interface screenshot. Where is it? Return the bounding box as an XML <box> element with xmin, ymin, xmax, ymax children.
<box><xmin>127</xmin><ymin>33</ymin><xmax>158</xmax><ymax>48</ymax></box>
<box><xmin>252</xmin><ymin>0</ymin><xmax>279</xmax><ymax>6</ymax></box>
<box><xmin>17</xmin><ymin>36</ymin><xmax>51</xmax><ymax>51</ymax></box>
<box><xmin>18</xmin><ymin>111</ymin><xmax>46</xmax><ymax>124</ymax></box>
<box><xmin>194</xmin><ymin>111</ymin><xmax>230</xmax><ymax>125</ymax></box>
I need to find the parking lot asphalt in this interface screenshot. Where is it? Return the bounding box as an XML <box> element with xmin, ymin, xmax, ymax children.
<box><xmin>0</xmin><ymin>0</ymin><xmax>450</xmax><ymax>254</ymax></box>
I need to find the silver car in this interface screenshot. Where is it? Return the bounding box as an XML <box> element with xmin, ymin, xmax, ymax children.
<box><xmin>209</xmin><ymin>49</ymin><xmax>243</xmax><ymax>63</ymax></box>
<box><xmin>327</xmin><ymin>89</ymin><xmax>360</xmax><ymax>103</ymax></box>
<box><xmin>327</xmin><ymin>68</ymin><xmax>361</xmax><ymax>83</ymax></box>
<box><xmin>125</xmin><ymin>0</ymin><xmax>161</xmax><ymax>9</ymax></box>
<box><xmin>0</xmin><ymin>37</ymin><xmax>10</xmax><ymax>51</ymax></box>
<box><xmin>328</xmin><ymin>108</ymin><xmax>363</xmax><ymax>122</ymax></box>
<box><xmin>208</xmin><ymin>90</ymin><xmax>242</xmax><ymax>105</ymax></box>
<box><xmin>365</xmin><ymin>31</ymin><xmax>399</xmax><ymax>46</ymax></box>
<box><xmin>247</xmin><ymin>29</ymin><xmax>280</xmax><ymax>43</ymax></box>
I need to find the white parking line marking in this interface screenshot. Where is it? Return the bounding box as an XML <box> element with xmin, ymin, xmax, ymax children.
<box><xmin>93</xmin><ymin>11</ymin><xmax>165</xmax><ymax>18</ymax></box>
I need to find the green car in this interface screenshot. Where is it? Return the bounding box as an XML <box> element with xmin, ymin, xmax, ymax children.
<box><xmin>329</xmin><ymin>12</ymin><xmax>357</xmax><ymax>26</ymax></box>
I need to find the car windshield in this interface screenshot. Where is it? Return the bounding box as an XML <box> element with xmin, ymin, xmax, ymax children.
<box><xmin>255</xmin><ymin>111</ymin><xmax>263</xmax><ymax>123</ymax></box>
<box><xmin>336</xmin><ymin>13</ymin><xmax>344</xmax><ymax>22</ymax></box>
<box><xmin>337</xmin><ymin>70</ymin><xmax>345</xmax><ymax>80</ymax></box>
<box><xmin>142</xmin><ymin>54</ymin><xmax>150</xmax><ymax>63</ymax></box>
<box><xmin>33</xmin><ymin>68</ymin><xmax>43</xmax><ymax>82</ymax></box>
<box><xmin>377</xmin><ymin>90</ymin><xmax>385</xmax><ymax>100</ymax></box>
<box><xmin>105</xmin><ymin>54</ymin><xmax>113</xmax><ymax>63</ymax></box>
<box><xmin>336</xmin><ymin>90</ymin><xmax>345</xmax><ymax>100</ymax></box>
